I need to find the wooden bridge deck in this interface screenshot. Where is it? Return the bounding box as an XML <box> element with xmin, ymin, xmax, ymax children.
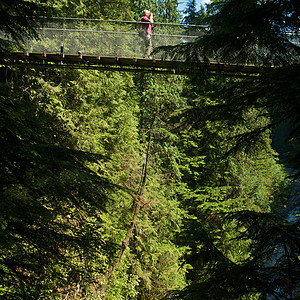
<box><xmin>1</xmin><ymin>51</ymin><xmax>268</xmax><ymax>76</ymax></box>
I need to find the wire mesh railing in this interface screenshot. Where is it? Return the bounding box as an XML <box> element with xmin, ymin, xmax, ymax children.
<box><xmin>19</xmin><ymin>17</ymin><xmax>209</xmax><ymax>58</ymax></box>
<box><xmin>2</xmin><ymin>17</ymin><xmax>298</xmax><ymax>64</ymax></box>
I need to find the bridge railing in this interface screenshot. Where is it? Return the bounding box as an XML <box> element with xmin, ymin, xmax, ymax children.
<box><xmin>18</xmin><ymin>17</ymin><xmax>208</xmax><ymax>58</ymax></box>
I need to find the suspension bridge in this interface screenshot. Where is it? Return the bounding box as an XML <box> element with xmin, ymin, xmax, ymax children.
<box><xmin>0</xmin><ymin>17</ymin><xmax>276</xmax><ymax>75</ymax></box>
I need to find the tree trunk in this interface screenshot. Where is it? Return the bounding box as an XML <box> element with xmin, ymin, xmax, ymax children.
<box><xmin>99</xmin><ymin>115</ymin><xmax>156</xmax><ymax>294</ymax></box>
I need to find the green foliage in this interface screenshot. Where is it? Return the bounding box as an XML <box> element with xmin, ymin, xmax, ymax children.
<box><xmin>0</xmin><ymin>0</ymin><xmax>48</xmax><ymax>52</ymax></box>
<box><xmin>33</xmin><ymin>0</ymin><xmax>134</xmax><ymax>19</ymax></box>
<box><xmin>123</xmin><ymin>73</ymin><xmax>189</xmax><ymax>298</ymax></box>
<box><xmin>160</xmin><ymin>72</ymin><xmax>293</xmax><ymax>299</ymax></box>
<box><xmin>0</xmin><ymin>67</ymin><xmax>191</xmax><ymax>299</ymax></box>
<box><xmin>169</xmin><ymin>211</ymin><xmax>300</xmax><ymax>299</ymax></box>
<box><xmin>1</xmin><ymin>1</ymin><xmax>297</xmax><ymax>298</ymax></box>
<box><xmin>128</xmin><ymin>71</ymin><xmax>291</xmax><ymax>299</ymax></box>
<box><xmin>33</xmin><ymin>0</ymin><xmax>180</xmax><ymax>20</ymax></box>
<box><xmin>158</xmin><ymin>0</ymin><xmax>300</xmax><ymax>65</ymax></box>
<box><xmin>153</xmin><ymin>1</ymin><xmax>299</xmax><ymax>298</ymax></box>
<box><xmin>130</xmin><ymin>0</ymin><xmax>180</xmax><ymax>22</ymax></box>
<box><xmin>206</xmin><ymin>0</ymin><xmax>300</xmax><ymax>65</ymax></box>
<box><xmin>193</xmin><ymin>65</ymin><xmax>300</xmax><ymax>175</ymax></box>
<box><xmin>0</xmin><ymin>67</ymin><xmax>119</xmax><ymax>299</ymax></box>
<box><xmin>183</xmin><ymin>0</ymin><xmax>199</xmax><ymax>24</ymax></box>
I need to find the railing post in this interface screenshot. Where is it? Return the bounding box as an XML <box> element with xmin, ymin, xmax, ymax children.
<box><xmin>136</xmin><ymin>21</ymin><xmax>139</xmax><ymax>57</ymax></box>
<box><xmin>25</xmin><ymin>35</ymin><xmax>29</xmax><ymax>54</ymax></box>
<box><xmin>61</xmin><ymin>18</ymin><xmax>65</xmax><ymax>55</ymax></box>
<box><xmin>60</xmin><ymin>42</ymin><xmax>64</xmax><ymax>57</ymax></box>
<box><xmin>79</xmin><ymin>18</ymin><xmax>82</xmax><ymax>55</ymax></box>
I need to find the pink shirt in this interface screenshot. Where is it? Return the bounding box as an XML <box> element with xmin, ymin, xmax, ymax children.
<box><xmin>141</xmin><ymin>16</ymin><xmax>153</xmax><ymax>35</ymax></box>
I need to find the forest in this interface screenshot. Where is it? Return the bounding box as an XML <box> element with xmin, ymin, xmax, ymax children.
<box><xmin>0</xmin><ymin>0</ymin><xmax>299</xmax><ymax>299</ymax></box>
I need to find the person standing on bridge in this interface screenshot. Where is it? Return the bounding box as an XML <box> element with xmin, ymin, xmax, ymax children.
<box><xmin>140</xmin><ymin>10</ymin><xmax>154</xmax><ymax>59</ymax></box>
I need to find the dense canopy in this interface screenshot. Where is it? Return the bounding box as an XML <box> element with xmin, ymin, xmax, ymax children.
<box><xmin>0</xmin><ymin>0</ymin><xmax>299</xmax><ymax>299</ymax></box>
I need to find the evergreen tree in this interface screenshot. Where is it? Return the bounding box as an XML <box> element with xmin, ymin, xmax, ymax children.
<box><xmin>169</xmin><ymin>211</ymin><xmax>299</xmax><ymax>299</ymax></box>
<box><xmin>0</xmin><ymin>0</ymin><xmax>47</xmax><ymax>52</ymax></box>
<box><xmin>130</xmin><ymin>0</ymin><xmax>180</xmax><ymax>22</ymax></box>
<box><xmin>0</xmin><ymin>67</ymin><xmax>118</xmax><ymax>299</ymax></box>
<box><xmin>156</xmin><ymin>0</ymin><xmax>300</xmax><ymax>298</ymax></box>
<box><xmin>159</xmin><ymin>0</ymin><xmax>300</xmax><ymax>65</ymax></box>
<box><xmin>183</xmin><ymin>0</ymin><xmax>199</xmax><ymax>24</ymax></box>
<box><xmin>1</xmin><ymin>0</ymin><xmax>298</xmax><ymax>298</ymax></box>
<box><xmin>35</xmin><ymin>0</ymin><xmax>134</xmax><ymax>19</ymax></box>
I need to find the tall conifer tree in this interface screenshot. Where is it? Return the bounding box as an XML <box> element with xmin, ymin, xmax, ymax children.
<box><xmin>183</xmin><ymin>0</ymin><xmax>199</xmax><ymax>24</ymax></box>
